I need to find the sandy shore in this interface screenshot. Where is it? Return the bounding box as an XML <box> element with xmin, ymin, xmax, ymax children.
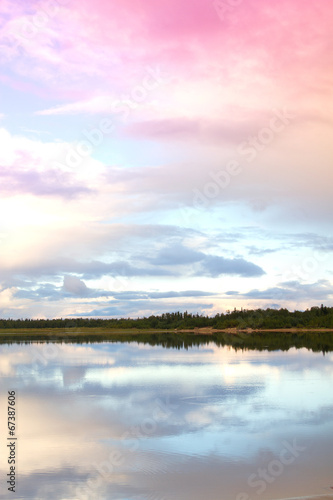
<box><xmin>278</xmin><ymin>496</ymin><xmax>333</xmax><ymax>500</ymax></box>
<box><xmin>176</xmin><ymin>327</ymin><xmax>333</xmax><ymax>335</ymax></box>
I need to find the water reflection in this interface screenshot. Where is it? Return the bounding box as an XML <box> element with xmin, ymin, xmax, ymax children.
<box><xmin>0</xmin><ymin>342</ymin><xmax>333</xmax><ymax>500</ymax></box>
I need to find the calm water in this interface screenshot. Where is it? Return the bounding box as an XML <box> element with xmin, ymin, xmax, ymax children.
<box><xmin>1</xmin><ymin>341</ymin><xmax>333</xmax><ymax>500</ymax></box>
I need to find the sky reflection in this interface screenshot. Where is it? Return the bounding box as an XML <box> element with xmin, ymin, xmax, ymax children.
<box><xmin>0</xmin><ymin>342</ymin><xmax>333</xmax><ymax>500</ymax></box>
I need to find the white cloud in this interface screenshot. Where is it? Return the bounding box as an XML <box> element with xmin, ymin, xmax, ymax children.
<box><xmin>35</xmin><ymin>96</ymin><xmax>118</xmax><ymax>116</ymax></box>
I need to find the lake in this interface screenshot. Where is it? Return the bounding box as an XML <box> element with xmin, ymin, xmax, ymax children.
<box><xmin>1</xmin><ymin>340</ymin><xmax>333</xmax><ymax>500</ymax></box>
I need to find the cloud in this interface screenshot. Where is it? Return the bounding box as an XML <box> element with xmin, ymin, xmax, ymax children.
<box><xmin>35</xmin><ymin>96</ymin><xmax>117</xmax><ymax>116</ymax></box>
<box><xmin>112</xmin><ymin>290</ymin><xmax>215</xmax><ymax>300</ymax></box>
<box><xmin>123</xmin><ymin>117</ymin><xmax>269</xmax><ymax>144</ymax></box>
<box><xmin>4</xmin><ymin>258</ymin><xmax>175</xmax><ymax>280</ymax></box>
<box><xmin>0</xmin><ymin>128</ymin><xmax>105</xmax><ymax>201</ymax></box>
<box><xmin>79</xmin><ymin>301</ymin><xmax>214</xmax><ymax>317</ymax></box>
<box><xmin>8</xmin><ymin>276</ymin><xmax>218</xmax><ymax>318</ymax></box>
<box><xmin>246</xmin><ymin>246</ymin><xmax>280</xmax><ymax>256</ymax></box>
<box><xmin>0</xmin><ymin>164</ymin><xmax>92</xmax><ymax>198</ymax></box>
<box><xmin>142</xmin><ymin>239</ymin><xmax>266</xmax><ymax>279</ymax></box>
<box><xmin>2</xmin><ymin>0</ymin><xmax>332</xmax><ymax>110</ymax></box>
<box><xmin>102</xmin><ymin>146</ymin><xmax>333</xmax><ymax>224</ymax></box>
<box><xmin>287</xmin><ymin>233</ymin><xmax>333</xmax><ymax>253</ymax></box>
<box><xmin>1</xmin><ymin>0</ymin><xmax>333</xmax><ymax>319</ymax></box>
<box><xmin>201</xmin><ymin>255</ymin><xmax>265</xmax><ymax>278</ymax></box>
<box><xmin>15</xmin><ymin>283</ymin><xmax>215</xmax><ymax>302</ymax></box>
<box><xmin>231</xmin><ymin>279</ymin><xmax>333</xmax><ymax>301</ymax></box>
<box><xmin>2</xmin><ymin>230</ymin><xmax>265</xmax><ymax>283</ymax></box>
<box><xmin>0</xmin><ymin>223</ymin><xmax>204</xmax><ymax>290</ymax></box>
<box><xmin>149</xmin><ymin>244</ymin><xmax>204</xmax><ymax>266</ymax></box>
<box><xmin>62</xmin><ymin>276</ymin><xmax>89</xmax><ymax>296</ymax></box>
<box><xmin>15</xmin><ymin>284</ymin><xmax>62</xmax><ymax>301</ymax></box>
<box><xmin>148</xmin><ymin>243</ymin><xmax>265</xmax><ymax>277</ymax></box>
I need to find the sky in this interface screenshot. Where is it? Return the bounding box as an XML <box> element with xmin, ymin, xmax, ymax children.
<box><xmin>0</xmin><ymin>0</ymin><xmax>332</xmax><ymax>319</ymax></box>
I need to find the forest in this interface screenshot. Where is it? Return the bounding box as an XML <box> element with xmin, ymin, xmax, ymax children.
<box><xmin>1</xmin><ymin>305</ymin><xmax>333</xmax><ymax>330</ymax></box>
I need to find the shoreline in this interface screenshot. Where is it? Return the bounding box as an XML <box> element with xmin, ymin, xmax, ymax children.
<box><xmin>276</xmin><ymin>496</ymin><xmax>333</xmax><ymax>500</ymax></box>
<box><xmin>1</xmin><ymin>327</ymin><xmax>333</xmax><ymax>335</ymax></box>
<box><xmin>0</xmin><ymin>327</ymin><xmax>333</xmax><ymax>347</ymax></box>
<box><xmin>176</xmin><ymin>327</ymin><xmax>333</xmax><ymax>334</ymax></box>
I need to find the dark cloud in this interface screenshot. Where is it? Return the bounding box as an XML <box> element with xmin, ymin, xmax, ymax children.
<box><xmin>246</xmin><ymin>245</ymin><xmax>280</xmax><ymax>256</ymax></box>
<box><xmin>199</xmin><ymin>255</ymin><xmax>265</xmax><ymax>278</ymax></box>
<box><xmin>15</xmin><ymin>283</ymin><xmax>62</xmax><ymax>301</ymax></box>
<box><xmin>3</xmin><ymin>258</ymin><xmax>174</xmax><ymax>281</ymax></box>
<box><xmin>3</xmin><ymin>237</ymin><xmax>265</xmax><ymax>284</ymax></box>
<box><xmin>149</xmin><ymin>243</ymin><xmax>204</xmax><ymax>265</ymax></box>
<box><xmin>147</xmin><ymin>243</ymin><xmax>265</xmax><ymax>277</ymax></box>
<box><xmin>14</xmin><ymin>284</ymin><xmax>216</xmax><ymax>303</ymax></box>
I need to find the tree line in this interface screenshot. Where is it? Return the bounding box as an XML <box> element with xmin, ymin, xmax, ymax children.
<box><xmin>0</xmin><ymin>305</ymin><xmax>333</xmax><ymax>329</ymax></box>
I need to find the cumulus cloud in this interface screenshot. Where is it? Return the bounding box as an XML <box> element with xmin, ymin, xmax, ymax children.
<box><xmin>62</xmin><ymin>276</ymin><xmax>89</xmax><ymax>296</ymax></box>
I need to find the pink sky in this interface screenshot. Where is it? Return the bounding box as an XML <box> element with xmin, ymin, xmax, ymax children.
<box><xmin>0</xmin><ymin>0</ymin><xmax>333</xmax><ymax>318</ymax></box>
